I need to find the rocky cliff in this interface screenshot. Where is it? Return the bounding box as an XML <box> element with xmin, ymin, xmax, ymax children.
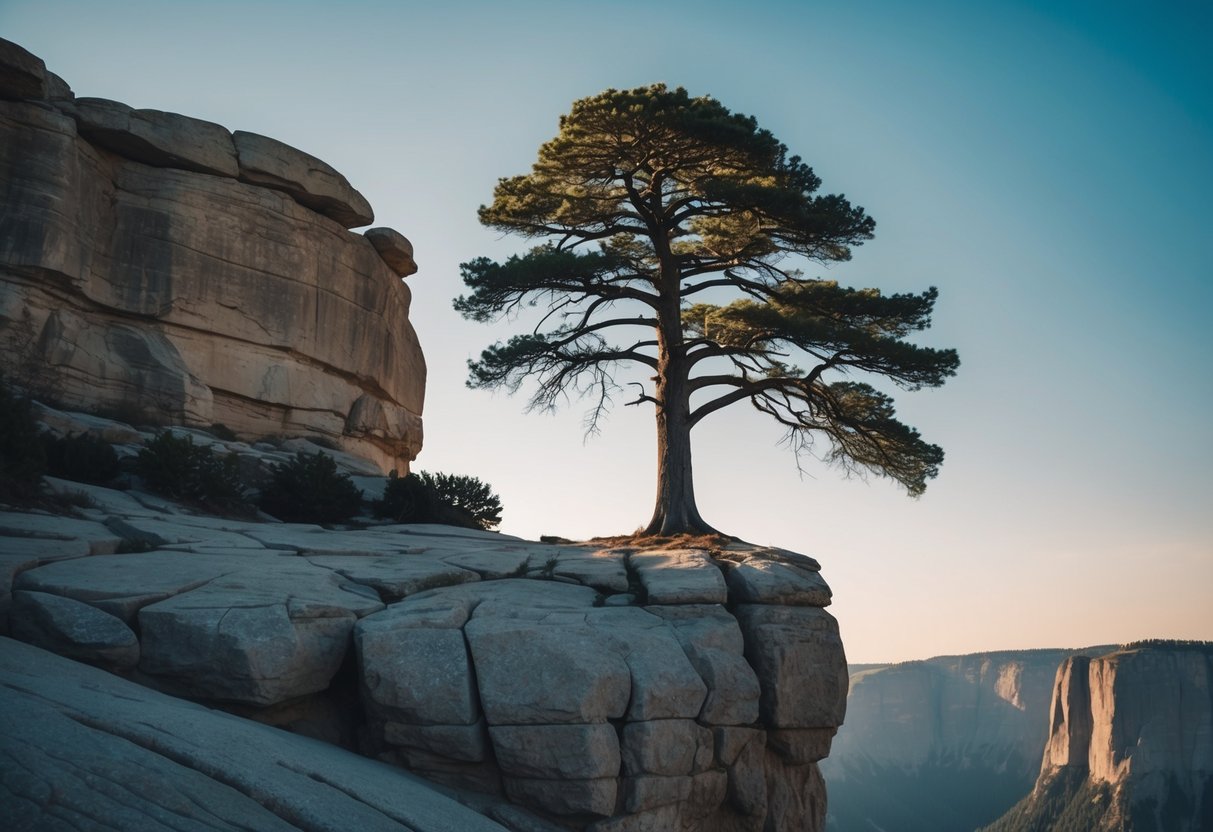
<box><xmin>1</xmin><ymin>407</ymin><xmax>849</xmax><ymax>831</ymax></box>
<box><xmin>983</xmin><ymin>642</ymin><xmax>1213</xmax><ymax>832</ymax></box>
<box><xmin>822</xmin><ymin>647</ymin><xmax>1112</xmax><ymax>831</ymax></box>
<box><xmin>0</xmin><ymin>38</ymin><xmax>423</xmax><ymax>472</ymax></box>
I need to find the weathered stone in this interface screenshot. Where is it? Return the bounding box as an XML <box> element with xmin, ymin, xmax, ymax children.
<box><xmin>735</xmin><ymin>604</ymin><xmax>848</xmax><ymax>728</ymax></box>
<box><xmin>10</xmin><ymin>590</ymin><xmax>139</xmax><ymax>670</ymax></box>
<box><xmin>139</xmin><ymin>597</ymin><xmax>355</xmax><ymax>705</ymax></box>
<box><xmin>0</xmin><ymin>511</ymin><xmax>120</xmax><ymax>555</ymax></box>
<box><xmin>311</xmin><ymin>555</ymin><xmax>479</xmax><ymax>602</ymax></box>
<box><xmin>620</xmin><ymin>720</ymin><xmax>711</xmax><ymax>776</ymax></box>
<box><xmin>504</xmin><ymin>776</ymin><xmax>617</xmax><ymax>817</ymax></box>
<box><xmin>767</xmin><ymin>728</ymin><xmax>836</xmax><ymax>763</ymax></box>
<box><xmin>0</xmin><ymin>37</ymin><xmax>47</xmax><ymax>99</ymax></box>
<box><xmin>365</xmin><ymin>227</ymin><xmax>418</xmax><ymax>277</ymax></box>
<box><xmin>631</xmin><ymin>549</ymin><xmax>727</xmax><ymax>604</ymax></box>
<box><xmin>622</xmin><ymin>775</ymin><xmax>693</xmax><ymax>813</ymax></box>
<box><xmin>548</xmin><ymin>548</ymin><xmax>630</xmax><ymax>592</ymax></box>
<box><xmin>722</xmin><ymin>551</ymin><xmax>831</xmax><ymax>606</ymax></box>
<box><xmin>233</xmin><ymin>129</ymin><xmax>373</xmax><ymax>227</ymax></box>
<box><xmin>591</xmin><ymin>608</ymin><xmax>707</xmax><ymax>721</ymax></box>
<box><xmin>687</xmin><ymin>771</ymin><xmax>729</xmax><ymax>820</ymax></box>
<box><xmin>358</xmin><ymin>626</ymin><xmax>479</xmax><ymax>725</ymax></box>
<box><xmin>0</xmin><ymin>97</ymin><xmax>424</xmax><ymax>472</ymax></box>
<box><xmin>0</xmin><ymin>638</ymin><xmax>510</xmax><ymax>832</ymax></box>
<box><xmin>466</xmin><ymin>620</ymin><xmax>630</xmax><ymax>725</ymax></box>
<box><xmin>66</xmin><ymin>97</ymin><xmax>239</xmax><ymax>177</ymax></box>
<box><xmin>726</xmin><ymin>727</ymin><xmax>768</xmax><ymax>817</ymax></box>
<box><xmin>45</xmin><ymin>71</ymin><xmax>72</xmax><ymax>101</ymax></box>
<box><xmin>13</xmin><ymin>551</ymin><xmax>235</xmax><ymax>622</ymax></box>
<box><xmin>763</xmin><ymin>752</ymin><xmax>826</xmax><ymax>832</ymax></box>
<box><xmin>490</xmin><ymin>724</ymin><xmax>621</xmax><ymax>780</ymax></box>
<box><xmin>650</xmin><ymin>605</ymin><xmax>761</xmax><ymax>725</ymax></box>
<box><xmin>383</xmin><ymin>721</ymin><xmax>490</xmax><ymax>763</ymax></box>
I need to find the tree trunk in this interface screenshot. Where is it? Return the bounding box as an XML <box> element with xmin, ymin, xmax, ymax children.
<box><xmin>643</xmin><ymin>372</ymin><xmax>718</xmax><ymax>535</ymax></box>
<box><xmin>642</xmin><ymin>181</ymin><xmax>719</xmax><ymax>536</ymax></box>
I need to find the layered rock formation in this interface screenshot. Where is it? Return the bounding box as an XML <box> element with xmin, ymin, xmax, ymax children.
<box><xmin>984</xmin><ymin>643</ymin><xmax>1213</xmax><ymax>832</ymax></box>
<box><xmin>0</xmin><ymin>38</ymin><xmax>423</xmax><ymax>472</ymax></box>
<box><xmin>0</xmin><ymin>413</ymin><xmax>848</xmax><ymax>831</ymax></box>
<box><xmin>822</xmin><ymin>647</ymin><xmax>1112</xmax><ymax>832</ymax></box>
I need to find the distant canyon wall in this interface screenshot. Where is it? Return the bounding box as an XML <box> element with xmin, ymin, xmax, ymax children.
<box><xmin>0</xmin><ymin>38</ymin><xmax>424</xmax><ymax>472</ymax></box>
<box><xmin>822</xmin><ymin>647</ymin><xmax>1112</xmax><ymax>832</ymax></box>
<box><xmin>987</xmin><ymin>642</ymin><xmax>1213</xmax><ymax>831</ymax></box>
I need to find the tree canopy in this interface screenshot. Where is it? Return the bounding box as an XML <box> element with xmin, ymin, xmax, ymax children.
<box><xmin>457</xmin><ymin>84</ymin><xmax>959</xmax><ymax>535</ymax></box>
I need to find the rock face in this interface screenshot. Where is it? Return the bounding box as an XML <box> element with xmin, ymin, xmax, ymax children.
<box><xmin>0</xmin><ymin>38</ymin><xmax>424</xmax><ymax>472</ymax></box>
<box><xmin>1</xmin><ymin>470</ymin><xmax>849</xmax><ymax>831</ymax></box>
<box><xmin>822</xmin><ymin>647</ymin><xmax>1113</xmax><ymax>832</ymax></box>
<box><xmin>984</xmin><ymin>643</ymin><xmax>1213</xmax><ymax>832</ymax></box>
<box><xmin>0</xmin><ymin>637</ymin><xmax>511</xmax><ymax>832</ymax></box>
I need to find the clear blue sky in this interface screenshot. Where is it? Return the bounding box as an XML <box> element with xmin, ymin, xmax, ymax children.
<box><xmin>4</xmin><ymin>0</ymin><xmax>1210</xmax><ymax>662</ymax></box>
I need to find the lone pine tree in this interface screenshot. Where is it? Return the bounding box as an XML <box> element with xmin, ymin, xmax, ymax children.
<box><xmin>457</xmin><ymin>85</ymin><xmax>959</xmax><ymax>535</ymax></box>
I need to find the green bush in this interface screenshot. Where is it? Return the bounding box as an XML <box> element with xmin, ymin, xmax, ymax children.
<box><xmin>135</xmin><ymin>431</ymin><xmax>248</xmax><ymax>512</ymax></box>
<box><xmin>41</xmin><ymin>432</ymin><xmax>121</xmax><ymax>485</ymax></box>
<box><xmin>258</xmin><ymin>451</ymin><xmax>363</xmax><ymax>524</ymax></box>
<box><xmin>374</xmin><ymin>470</ymin><xmax>502</xmax><ymax>530</ymax></box>
<box><xmin>0</xmin><ymin>381</ymin><xmax>46</xmax><ymax>501</ymax></box>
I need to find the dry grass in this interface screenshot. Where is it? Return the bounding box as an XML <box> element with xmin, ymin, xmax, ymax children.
<box><xmin>586</xmin><ymin>532</ymin><xmax>738</xmax><ymax>552</ymax></box>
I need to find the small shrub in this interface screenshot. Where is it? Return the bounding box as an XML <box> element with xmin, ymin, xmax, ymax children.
<box><xmin>0</xmin><ymin>380</ymin><xmax>46</xmax><ymax>501</ymax></box>
<box><xmin>135</xmin><ymin>431</ymin><xmax>248</xmax><ymax>512</ymax></box>
<box><xmin>41</xmin><ymin>432</ymin><xmax>121</xmax><ymax>485</ymax></box>
<box><xmin>374</xmin><ymin>470</ymin><xmax>502</xmax><ymax>530</ymax></box>
<box><xmin>258</xmin><ymin>451</ymin><xmax>363</xmax><ymax>524</ymax></box>
<box><xmin>422</xmin><ymin>471</ymin><xmax>502</xmax><ymax>530</ymax></box>
<box><xmin>208</xmin><ymin>423</ymin><xmax>238</xmax><ymax>442</ymax></box>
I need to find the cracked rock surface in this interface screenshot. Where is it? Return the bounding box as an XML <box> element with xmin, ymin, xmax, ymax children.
<box><xmin>1</xmin><ymin>474</ymin><xmax>847</xmax><ymax>831</ymax></box>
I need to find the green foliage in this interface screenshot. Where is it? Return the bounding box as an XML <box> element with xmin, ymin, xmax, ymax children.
<box><xmin>457</xmin><ymin>84</ymin><xmax>959</xmax><ymax>530</ymax></box>
<box><xmin>374</xmin><ymin>470</ymin><xmax>503</xmax><ymax>530</ymax></box>
<box><xmin>258</xmin><ymin>451</ymin><xmax>363</xmax><ymax>525</ymax></box>
<box><xmin>41</xmin><ymin>432</ymin><xmax>120</xmax><ymax>485</ymax></box>
<box><xmin>0</xmin><ymin>380</ymin><xmax>46</xmax><ymax>501</ymax></box>
<box><xmin>135</xmin><ymin>431</ymin><xmax>248</xmax><ymax>512</ymax></box>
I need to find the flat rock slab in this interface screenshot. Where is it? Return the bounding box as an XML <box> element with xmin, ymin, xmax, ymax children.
<box><xmin>67</xmin><ymin>96</ymin><xmax>239</xmax><ymax>178</ymax></box>
<box><xmin>308</xmin><ymin>554</ymin><xmax>480</xmax><ymax>602</ymax></box>
<box><xmin>547</xmin><ymin>548</ymin><xmax>629</xmax><ymax>592</ymax></box>
<box><xmin>233</xmin><ymin>130</ymin><xmax>373</xmax><ymax>228</ymax></box>
<box><xmin>0</xmin><ymin>511</ymin><xmax>120</xmax><ymax>555</ymax></box>
<box><xmin>13</xmin><ymin>551</ymin><xmax>239</xmax><ymax>622</ymax></box>
<box><xmin>721</xmin><ymin>551</ymin><xmax>832</xmax><ymax>606</ymax></box>
<box><xmin>631</xmin><ymin>549</ymin><xmax>727</xmax><ymax>604</ymax></box>
<box><xmin>0</xmin><ymin>637</ymin><xmax>509</xmax><ymax>832</ymax></box>
<box><xmin>10</xmin><ymin>590</ymin><xmax>138</xmax><ymax>670</ymax></box>
<box><xmin>244</xmin><ymin>525</ymin><xmax>420</xmax><ymax>555</ymax></box>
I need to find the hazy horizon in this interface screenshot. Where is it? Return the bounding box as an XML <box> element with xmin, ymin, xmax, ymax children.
<box><xmin>4</xmin><ymin>0</ymin><xmax>1210</xmax><ymax>663</ymax></box>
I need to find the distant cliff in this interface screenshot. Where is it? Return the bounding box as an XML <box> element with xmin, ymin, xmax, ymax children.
<box><xmin>0</xmin><ymin>38</ymin><xmax>424</xmax><ymax>472</ymax></box>
<box><xmin>983</xmin><ymin>642</ymin><xmax>1213</xmax><ymax>832</ymax></box>
<box><xmin>822</xmin><ymin>647</ymin><xmax>1112</xmax><ymax>832</ymax></box>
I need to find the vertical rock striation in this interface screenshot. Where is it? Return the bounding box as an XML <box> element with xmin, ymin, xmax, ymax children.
<box><xmin>983</xmin><ymin>642</ymin><xmax>1213</xmax><ymax>832</ymax></box>
<box><xmin>823</xmin><ymin>647</ymin><xmax>1112</xmax><ymax>831</ymax></box>
<box><xmin>0</xmin><ymin>38</ymin><xmax>424</xmax><ymax>471</ymax></box>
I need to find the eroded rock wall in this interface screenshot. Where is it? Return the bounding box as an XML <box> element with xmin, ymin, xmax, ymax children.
<box><xmin>823</xmin><ymin>647</ymin><xmax>1111</xmax><ymax>832</ymax></box>
<box><xmin>985</xmin><ymin>643</ymin><xmax>1213</xmax><ymax>832</ymax></box>
<box><xmin>0</xmin><ymin>38</ymin><xmax>423</xmax><ymax>472</ymax></box>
